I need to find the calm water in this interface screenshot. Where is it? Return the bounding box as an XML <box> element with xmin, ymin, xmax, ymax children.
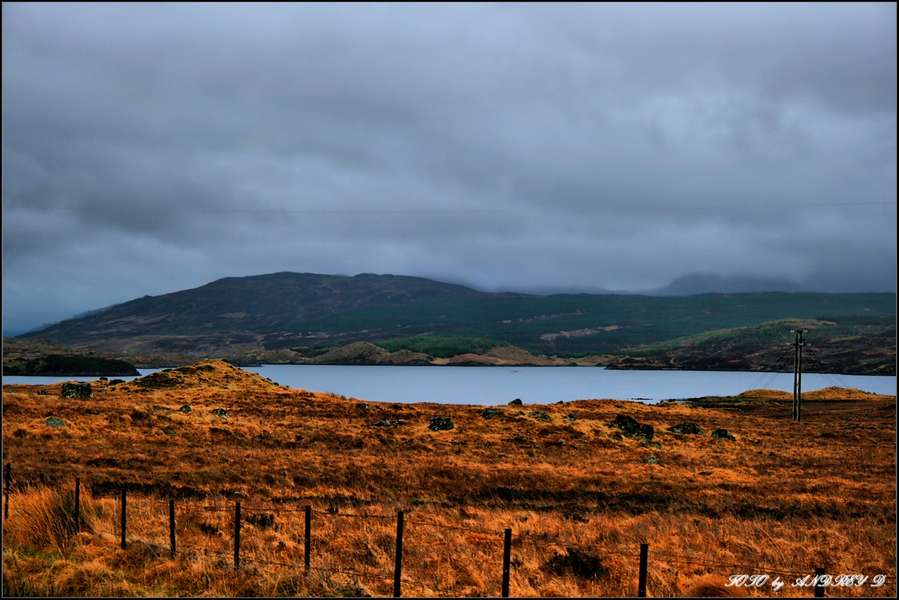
<box><xmin>4</xmin><ymin>365</ymin><xmax>895</xmax><ymax>405</ymax></box>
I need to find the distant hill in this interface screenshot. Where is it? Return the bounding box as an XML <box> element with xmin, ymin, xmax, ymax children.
<box><xmin>16</xmin><ymin>272</ymin><xmax>896</xmax><ymax>373</ymax></box>
<box><xmin>648</xmin><ymin>274</ymin><xmax>807</xmax><ymax>295</ymax></box>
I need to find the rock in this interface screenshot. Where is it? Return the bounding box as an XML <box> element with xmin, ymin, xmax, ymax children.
<box><xmin>509</xmin><ymin>398</ymin><xmax>523</xmax><ymax>406</ymax></box>
<box><xmin>61</xmin><ymin>382</ymin><xmax>92</xmax><ymax>399</ymax></box>
<box><xmin>611</xmin><ymin>414</ymin><xmax>654</xmax><ymax>442</ymax></box>
<box><xmin>211</xmin><ymin>408</ymin><xmax>228</xmax><ymax>419</ymax></box>
<box><xmin>528</xmin><ymin>410</ymin><xmax>553</xmax><ymax>422</ymax></box>
<box><xmin>162</xmin><ymin>428</ymin><xmax>177</xmax><ymax>436</ymax></box>
<box><xmin>712</xmin><ymin>428</ymin><xmax>736</xmax><ymax>441</ymax></box>
<box><xmin>46</xmin><ymin>417</ymin><xmax>65</xmax><ymax>428</ymax></box>
<box><xmin>668</xmin><ymin>421</ymin><xmax>702</xmax><ymax>435</ymax></box>
<box><xmin>563</xmin><ymin>414</ymin><xmax>577</xmax><ymax>422</ymax></box>
<box><xmin>609</xmin><ymin>433</ymin><xmax>623</xmax><ymax>441</ymax></box>
<box><xmin>373</xmin><ymin>419</ymin><xmax>405</xmax><ymax>427</ymax></box>
<box><xmin>177</xmin><ymin>404</ymin><xmax>192</xmax><ymax>413</ymax></box>
<box><xmin>482</xmin><ymin>408</ymin><xmax>503</xmax><ymax>419</ymax></box>
<box><xmin>357</xmin><ymin>404</ymin><xmax>370</xmax><ymax>411</ymax></box>
<box><xmin>646</xmin><ymin>456</ymin><xmax>658</xmax><ymax>464</ymax></box>
<box><xmin>109</xmin><ymin>379</ymin><xmax>124</xmax><ymax>385</ymax></box>
<box><xmin>428</xmin><ymin>417</ymin><xmax>454</xmax><ymax>431</ymax></box>
<box><xmin>647</xmin><ymin>441</ymin><xmax>662</xmax><ymax>450</ymax></box>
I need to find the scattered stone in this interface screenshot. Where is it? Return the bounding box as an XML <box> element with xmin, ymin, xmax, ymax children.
<box><xmin>646</xmin><ymin>456</ymin><xmax>658</xmax><ymax>464</ymax></box>
<box><xmin>609</xmin><ymin>433</ymin><xmax>623</xmax><ymax>441</ymax></box>
<box><xmin>482</xmin><ymin>408</ymin><xmax>503</xmax><ymax>419</ymax></box>
<box><xmin>528</xmin><ymin>411</ymin><xmax>553</xmax><ymax>422</ymax></box>
<box><xmin>98</xmin><ymin>376</ymin><xmax>107</xmax><ymax>381</ymax></box>
<box><xmin>563</xmin><ymin>414</ymin><xmax>577</xmax><ymax>422</ymax></box>
<box><xmin>429</xmin><ymin>417</ymin><xmax>454</xmax><ymax>431</ymax></box>
<box><xmin>177</xmin><ymin>404</ymin><xmax>192</xmax><ymax>413</ymax></box>
<box><xmin>647</xmin><ymin>441</ymin><xmax>662</xmax><ymax>450</ymax></box>
<box><xmin>509</xmin><ymin>398</ymin><xmax>523</xmax><ymax>406</ymax></box>
<box><xmin>61</xmin><ymin>382</ymin><xmax>92</xmax><ymax>399</ymax></box>
<box><xmin>162</xmin><ymin>428</ymin><xmax>177</xmax><ymax>436</ymax></box>
<box><xmin>46</xmin><ymin>417</ymin><xmax>65</xmax><ymax>428</ymax></box>
<box><xmin>109</xmin><ymin>379</ymin><xmax>124</xmax><ymax>385</ymax></box>
<box><xmin>211</xmin><ymin>408</ymin><xmax>228</xmax><ymax>419</ymax></box>
<box><xmin>712</xmin><ymin>428</ymin><xmax>736</xmax><ymax>441</ymax></box>
<box><xmin>611</xmin><ymin>414</ymin><xmax>654</xmax><ymax>442</ymax></box>
<box><xmin>373</xmin><ymin>419</ymin><xmax>405</xmax><ymax>427</ymax></box>
<box><xmin>668</xmin><ymin>421</ymin><xmax>702</xmax><ymax>435</ymax></box>
<box><xmin>357</xmin><ymin>404</ymin><xmax>370</xmax><ymax>411</ymax></box>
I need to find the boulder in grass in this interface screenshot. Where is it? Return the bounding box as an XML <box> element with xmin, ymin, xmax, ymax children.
<box><xmin>528</xmin><ymin>411</ymin><xmax>553</xmax><ymax>422</ymax></box>
<box><xmin>46</xmin><ymin>417</ymin><xmax>65</xmax><ymax>428</ymax></box>
<box><xmin>611</xmin><ymin>414</ymin><xmax>654</xmax><ymax>442</ymax></box>
<box><xmin>668</xmin><ymin>422</ymin><xmax>702</xmax><ymax>435</ymax></box>
<box><xmin>428</xmin><ymin>417</ymin><xmax>454</xmax><ymax>431</ymax></box>
<box><xmin>712</xmin><ymin>428</ymin><xmax>736</xmax><ymax>441</ymax></box>
<box><xmin>211</xmin><ymin>408</ymin><xmax>228</xmax><ymax>419</ymax></box>
<box><xmin>482</xmin><ymin>408</ymin><xmax>503</xmax><ymax>419</ymax></box>
<box><xmin>61</xmin><ymin>382</ymin><xmax>92</xmax><ymax>399</ymax></box>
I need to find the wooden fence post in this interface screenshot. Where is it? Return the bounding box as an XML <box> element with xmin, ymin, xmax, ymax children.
<box><xmin>74</xmin><ymin>478</ymin><xmax>81</xmax><ymax>532</ymax></box>
<box><xmin>393</xmin><ymin>510</ymin><xmax>404</xmax><ymax>597</ymax></box>
<box><xmin>814</xmin><ymin>567</ymin><xmax>826</xmax><ymax>597</ymax></box>
<box><xmin>502</xmin><ymin>528</ymin><xmax>512</xmax><ymax>598</ymax></box>
<box><xmin>3</xmin><ymin>462</ymin><xmax>10</xmax><ymax>520</ymax></box>
<box><xmin>304</xmin><ymin>505</ymin><xmax>311</xmax><ymax>572</ymax></box>
<box><xmin>638</xmin><ymin>543</ymin><xmax>648</xmax><ymax>597</ymax></box>
<box><xmin>169</xmin><ymin>499</ymin><xmax>176</xmax><ymax>559</ymax></box>
<box><xmin>234</xmin><ymin>501</ymin><xmax>241</xmax><ymax>568</ymax></box>
<box><xmin>120</xmin><ymin>489</ymin><xmax>127</xmax><ymax>550</ymax></box>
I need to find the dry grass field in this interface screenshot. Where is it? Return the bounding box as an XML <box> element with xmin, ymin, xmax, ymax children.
<box><xmin>2</xmin><ymin>360</ymin><xmax>895</xmax><ymax>597</ymax></box>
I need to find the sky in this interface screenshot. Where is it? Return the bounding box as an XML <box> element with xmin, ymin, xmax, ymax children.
<box><xmin>2</xmin><ymin>2</ymin><xmax>897</xmax><ymax>336</ymax></box>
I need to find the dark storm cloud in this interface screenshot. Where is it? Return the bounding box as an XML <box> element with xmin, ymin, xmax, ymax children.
<box><xmin>2</xmin><ymin>2</ymin><xmax>896</xmax><ymax>334</ymax></box>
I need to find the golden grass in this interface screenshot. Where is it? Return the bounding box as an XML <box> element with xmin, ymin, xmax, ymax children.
<box><xmin>2</xmin><ymin>360</ymin><xmax>895</xmax><ymax>596</ymax></box>
<box><xmin>736</xmin><ymin>387</ymin><xmax>895</xmax><ymax>402</ymax></box>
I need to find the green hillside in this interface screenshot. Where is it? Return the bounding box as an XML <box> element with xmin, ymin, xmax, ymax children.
<box><xmin>15</xmin><ymin>273</ymin><xmax>895</xmax><ymax>373</ymax></box>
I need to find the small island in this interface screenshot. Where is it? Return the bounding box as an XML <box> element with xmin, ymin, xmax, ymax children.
<box><xmin>3</xmin><ymin>353</ymin><xmax>139</xmax><ymax>377</ymax></box>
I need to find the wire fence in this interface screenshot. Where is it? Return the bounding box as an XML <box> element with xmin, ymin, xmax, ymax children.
<box><xmin>2</xmin><ymin>470</ymin><xmax>895</xmax><ymax>597</ymax></box>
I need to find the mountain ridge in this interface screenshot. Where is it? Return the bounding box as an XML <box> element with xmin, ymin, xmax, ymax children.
<box><xmin>14</xmin><ymin>272</ymin><xmax>896</xmax><ymax>373</ymax></box>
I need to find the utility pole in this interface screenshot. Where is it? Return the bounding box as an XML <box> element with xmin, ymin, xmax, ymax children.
<box><xmin>792</xmin><ymin>329</ymin><xmax>807</xmax><ymax>422</ymax></box>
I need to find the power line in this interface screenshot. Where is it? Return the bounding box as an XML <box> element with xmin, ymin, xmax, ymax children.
<box><xmin>4</xmin><ymin>201</ymin><xmax>894</xmax><ymax>215</ymax></box>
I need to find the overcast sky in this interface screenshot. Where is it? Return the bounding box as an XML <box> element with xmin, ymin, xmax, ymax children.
<box><xmin>3</xmin><ymin>3</ymin><xmax>896</xmax><ymax>335</ymax></box>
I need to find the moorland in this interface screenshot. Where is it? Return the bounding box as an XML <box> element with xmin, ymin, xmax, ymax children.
<box><xmin>2</xmin><ymin>360</ymin><xmax>895</xmax><ymax>596</ymax></box>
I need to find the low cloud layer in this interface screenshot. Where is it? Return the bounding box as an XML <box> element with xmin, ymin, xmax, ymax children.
<box><xmin>3</xmin><ymin>3</ymin><xmax>896</xmax><ymax>334</ymax></box>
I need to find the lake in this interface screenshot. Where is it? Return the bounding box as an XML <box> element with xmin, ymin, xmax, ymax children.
<box><xmin>3</xmin><ymin>365</ymin><xmax>895</xmax><ymax>405</ymax></box>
